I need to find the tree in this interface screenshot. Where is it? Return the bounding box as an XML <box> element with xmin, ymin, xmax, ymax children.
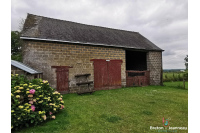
<box><xmin>11</xmin><ymin>31</ymin><xmax>22</xmax><ymax>61</ymax></box>
<box><xmin>18</xmin><ymin>18</ymin><xmax>25</xmax><ymax>32</ymax></box>
<box><xmin>184</xmin><ymin>55</ymin><xmax>188</xmax><ymax>70</ymax></box>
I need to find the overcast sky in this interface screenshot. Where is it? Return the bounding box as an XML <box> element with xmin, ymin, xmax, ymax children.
<box><xmin>11</xmin><ymin>0</ymin><xmax>188</xmax><ymax>69</ymax></box>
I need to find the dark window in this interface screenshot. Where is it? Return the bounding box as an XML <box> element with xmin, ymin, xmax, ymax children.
<box><xmin>126</xmin><ymin>50</ymin><xmax>147</xmax><ymax>71</ymax></box>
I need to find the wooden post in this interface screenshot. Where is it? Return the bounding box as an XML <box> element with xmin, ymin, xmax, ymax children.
<box><xmin>161</xmin><ymin>69</ymin><xmax>164</xmax><ymax>86</ymax></box>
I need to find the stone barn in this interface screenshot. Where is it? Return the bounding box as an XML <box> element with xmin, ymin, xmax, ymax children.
<box><xmin>20</xmin><ymin>14</ymin><xmax>164</xmax><ymax>93</ymax></box>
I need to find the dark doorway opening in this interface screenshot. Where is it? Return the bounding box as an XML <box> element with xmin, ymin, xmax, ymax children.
<box><xmin>126</xmin><ymin>50</ymin><xmax>147</xmax><ymax>71</ymax></box>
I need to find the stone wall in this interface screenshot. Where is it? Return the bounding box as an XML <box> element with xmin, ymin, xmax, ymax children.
<box><xmin>147</xmin><ymin>51</ymin><xmax>162</xmax><ymax>85</ymax></box>
<box><xmin>22</xmin><ymin>40</ymin><xmax>126</xmax><ymax>92</ymax></box>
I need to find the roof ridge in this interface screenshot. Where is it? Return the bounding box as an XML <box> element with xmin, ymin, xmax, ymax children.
<box><xmin>27</xmin><ymin>13</ymin><xmax>139</xmax><ymax>34</ymax></box>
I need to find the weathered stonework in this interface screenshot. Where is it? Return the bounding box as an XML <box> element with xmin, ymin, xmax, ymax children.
<box><xmin>147</xmin><ymin>51</ymin><xmax>162</xmax><ymax>85</ymax></box>
<box><xmin>22</xmin><ymin>40</ymin><xmax>126</xmax><ymax>92</ymax></box>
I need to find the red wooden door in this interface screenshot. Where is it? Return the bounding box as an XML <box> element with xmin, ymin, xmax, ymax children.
<box><xmin>108</xmin><ymin>60</ymin><xmax>122</xmax><ymax>87</ymax></box>
<box><xmin>92</xmin><ymin>59</ymin><xmax>108</xmax><ymax>90</ymax></box>
<box><xmin>91</xmin><ymin>59</ymin><xmax>122</xmax><ymax>90</ymax></box>
<box><xmin>52</xmin><ymin>66</ymin><xmax>72</xmax><ymax>92</ymax></box>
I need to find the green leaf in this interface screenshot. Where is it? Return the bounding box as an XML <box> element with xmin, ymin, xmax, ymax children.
<box><xmin>30</xmin><ymin>114</ymin><xmax>35</xmax><ymax>118</ymax></box>
<box><xmin>31</xmin><ymin>119</ymin><xmax>34</xmax><ymax>123</ymax></box>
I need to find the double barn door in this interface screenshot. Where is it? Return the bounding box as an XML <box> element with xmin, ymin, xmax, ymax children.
<box><xmin>91</xmin><ymin>59</ymin><xmax>122</xmax><ymax>90</ymax></box>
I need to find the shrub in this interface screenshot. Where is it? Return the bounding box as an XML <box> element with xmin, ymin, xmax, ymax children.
<box><xmin>11</xmin><ymin>74</ymin><xmax>65</xmax><ymax>130</ymax></box>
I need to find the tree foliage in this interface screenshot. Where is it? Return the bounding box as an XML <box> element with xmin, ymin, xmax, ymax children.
<box><xmin>184</xmin><ymin>55</ymin><xmax>188</xmax><ymax>70</ymax></box>
<box><xmin>11</xmin><ymin>31</ymin><xmax>22</xmax><ymax>61</ymax></box>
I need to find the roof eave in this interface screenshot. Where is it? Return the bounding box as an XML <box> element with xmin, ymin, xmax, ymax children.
<box><xmin>11</xmin><ymin>60</ymin><xmax>42</xmax><ymax>74</ymax></box>
<box><xmin>12</xmin><ymin>65</ymin><xmax>42</xmax><ymax>74</ymax></box>
<box><xmin>20</xmin><ymin>36</ymin><xmax>163</xmax><ymax>51</ymax></box>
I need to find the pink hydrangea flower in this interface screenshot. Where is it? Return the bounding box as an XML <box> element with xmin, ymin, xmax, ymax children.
<box><xmin>31</xmin><ymin>105</ymin><xmax>35</xmax><ymax>111</ymax></box>
<box><xmin>29</xmin><ymin>89</ymin><xmax>35</xmax><ymax>94</ymax></box>
<box><xmin>61</xmin><ymin>98</ymin><xmax>62</xmax><ymax>101</ymax></box>
<box><xmin>49</xmin><ymin>112</ymin><xmax>53</xmax><ymax>115</ymax></box>
<box><xmin>60</xmin><ymin>105</ymin><xmax>64</xmax><ymax>109</ymax></box>
<box><xmin>43</xmin><ymin>80</ymin><xmax>48</xmax><ymax>83</ymax></box>
<box><xmin>29</xmin><ymin>101</ymin><xmax>33</xmax><ymax>104</ymax></box>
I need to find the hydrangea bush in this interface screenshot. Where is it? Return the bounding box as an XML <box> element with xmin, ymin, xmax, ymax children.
<box><xmin>11</xmin><ymin>74</ymin><xmax>65</xmax><ymax>130</ymax></box>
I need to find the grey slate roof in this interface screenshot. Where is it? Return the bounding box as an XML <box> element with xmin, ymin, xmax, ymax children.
<box><xmin>21</xmin><ymin>13</ymin><xmax>163</xmax><ymax>51</ymax></box>
<box><xmin>11</xmin><ymin>60</ymin><xmax>42</xmax><ymax>74</ymax></box>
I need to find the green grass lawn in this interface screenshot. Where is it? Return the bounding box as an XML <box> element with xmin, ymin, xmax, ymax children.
<box><xmin>14</xmin><ymin>82</ymin><xmax>188</xmax><ymax>133</ymax></box>
<box><xmin>163</xmin><ymin>72</ymin><xmax>187</xmax><ymax>82</ymax></box>
<box><xmin>164</xmin><ymin>81</ymin><xmax>188</xmax><ymax>90</ymax></box>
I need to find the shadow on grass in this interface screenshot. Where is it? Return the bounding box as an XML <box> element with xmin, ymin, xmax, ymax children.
<box><xmin>148</xmin><ymin>101</ymin><xmax>156</xmax><ymax>104</ymax></box>
<box><xmin>142</xmin><ymin>110</ymin><xmax>153</xmax><ymax>115</ymax></box>
<box><xmin>100</xmin><ymin>114</ymin><xmax>122</xmax><ymax>123</ymax></box>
